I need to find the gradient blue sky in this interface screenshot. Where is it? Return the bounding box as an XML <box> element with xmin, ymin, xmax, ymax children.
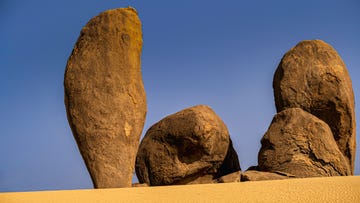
<box><xmin>1</xmin><ymin>0</ymin><xmax>359</xmax><ymax>192</ymax></box>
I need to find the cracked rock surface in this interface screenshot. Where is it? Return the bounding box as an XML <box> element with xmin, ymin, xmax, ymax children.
<box><xmin>258</xmin><ymin>108</ymin><xmax>351</xmax><ymax>177</ymax></box>
<box><xmin>64</xmin><ymin>8</ymin><xmax>146</xmax><ymax>188</ymax></box>
<box><xmin>273</xmin><ymin>40</ymin><xmax>356</xmax><ymax>173</ymax></box>
<box><xmin>135</xmin><ymin>105</ymin><xmax>240</xmax><ymax>186</ymax></box>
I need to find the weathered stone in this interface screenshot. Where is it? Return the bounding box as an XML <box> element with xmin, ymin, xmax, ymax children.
<box><xmin>64</xmin><ymin>7</ymin><xmax>146</xmax><ymax>188</ymax></box>
<box><xmin>215</xmin><ymin>171</ymin><xmax>241</xmax><ymax>183</ymax></box>
<box><xmin>273</xmin><ymin>40</ymin><xmax>356</xmax><ymax>173</ymax></box>
<box><xmin>258</xmin><ymin>108</ymin><xmax>351</xmax><ymax>177</ymax></box>
<box><xmin>241</xmin><ymin>170</ymin><xmax>293</xmax><ymax>182</ymax></box>
<box><xmin>135</xmin><ymin>105</ymin><xmax>240</xmax><ymax>186</ymax></box>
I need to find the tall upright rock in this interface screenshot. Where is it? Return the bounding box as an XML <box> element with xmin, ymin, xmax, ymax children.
<box><xmin>64</xmin><ymin>7</ymin><xmax>146</xmax><ymax>188</ymax></box>
<box><xmin>273</xmin><ymin>40</ymin><xmax>356</xmax><ymax>173</ymax></box>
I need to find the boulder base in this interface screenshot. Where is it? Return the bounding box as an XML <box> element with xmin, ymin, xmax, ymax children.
<box><xmin>241</xmin><ymin>170</ymin><xmax>293</xmax><ymax>182</ymax></box>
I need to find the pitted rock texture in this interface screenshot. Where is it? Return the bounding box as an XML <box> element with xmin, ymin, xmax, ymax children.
<box><xmin>64</xmin><ymin>7</ymin><xmax>146</xmax><ymax>188</ymax></box>
<box><xmin>258</xmin><ymin>108</ymin><xmax>351</xmax><ymax>177</ymax></box>
<box><xmin>273</xmin><ymin>40</ymin><xmax>356</xmax><ymax>173</ymax></box>
<box><xmin>135</xmin><ymin>105</ymin><xmax>240</xmax><ymax>186</ymax></box>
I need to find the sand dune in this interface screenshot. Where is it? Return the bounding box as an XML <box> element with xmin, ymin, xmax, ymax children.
<box><xmin>1</xmin><ymin>176</ymin><xmax>359</xmax><ymax>202</ymax></box>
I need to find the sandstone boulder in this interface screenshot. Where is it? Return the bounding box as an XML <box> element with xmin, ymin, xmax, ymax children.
<box><xmin>258</xmin><ymin>108</ymin><xmax>351</xmax><ymax>177</ymax></box>
<box><xmin>273</xmin><ymin>40</ymin><xmax>356</xmax><ymax>173</ymax></box>
<box><xmin>64</xmin><ymin>7</ymin><xmax>146</xmax><ymax>188</ymax></box>
<box><xmin>135</xmin><ymin>105</ymin><xmax>240</xmax><ymax>186</ymax></box>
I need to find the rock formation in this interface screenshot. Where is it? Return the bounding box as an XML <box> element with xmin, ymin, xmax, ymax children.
<box><xmin>258</xmin><ymin>108</ymin><xmax>351</xmax><ymax>177</ymax></box>
<box><xmin>135</xmin><ymin>105</ymin><xmax>240</xmax><ymax>186</ymax></box>
<box><xmin>63</xmin><ymin>12</ymin><xmax>354</xmax><ymax>189</ymax></box>
<box><xmin>273</xmin><ymin>40</ymin><xmax>356</xmax><ymax>173</ymax></box>
<box><xmin>64</xmin><ymin>7</ymin><xmax>146</xmax><ymax>188</ymax></box>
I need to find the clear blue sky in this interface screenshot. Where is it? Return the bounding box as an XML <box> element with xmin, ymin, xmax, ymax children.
<box><xmin>0</xmin><ymin>0</ymin><xmax>359</xmax><ymax>192</ymax></box>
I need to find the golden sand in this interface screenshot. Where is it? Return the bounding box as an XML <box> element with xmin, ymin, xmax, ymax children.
<box><xmin>1</xmin><ymin>176</ymin><xmax>359</xmax><ymax>202</ymax></box>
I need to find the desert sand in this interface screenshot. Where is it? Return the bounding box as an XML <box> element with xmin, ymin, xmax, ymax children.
<box><xmin>1</xmin><ymin>176</ymin><xmax>359</xmax><ymax>202</ymax></box>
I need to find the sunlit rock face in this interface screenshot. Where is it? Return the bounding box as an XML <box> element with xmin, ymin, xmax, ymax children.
<box><xmin>64</xmin><ymin>7</ymin><xmax>146</xmax><ymax>188</ymax></box>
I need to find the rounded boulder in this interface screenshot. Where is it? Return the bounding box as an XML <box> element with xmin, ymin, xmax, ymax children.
<box><xmin>135</xmin><ymin>105</ymin><xmax>240</xmax><ymax>186</ymax></box>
